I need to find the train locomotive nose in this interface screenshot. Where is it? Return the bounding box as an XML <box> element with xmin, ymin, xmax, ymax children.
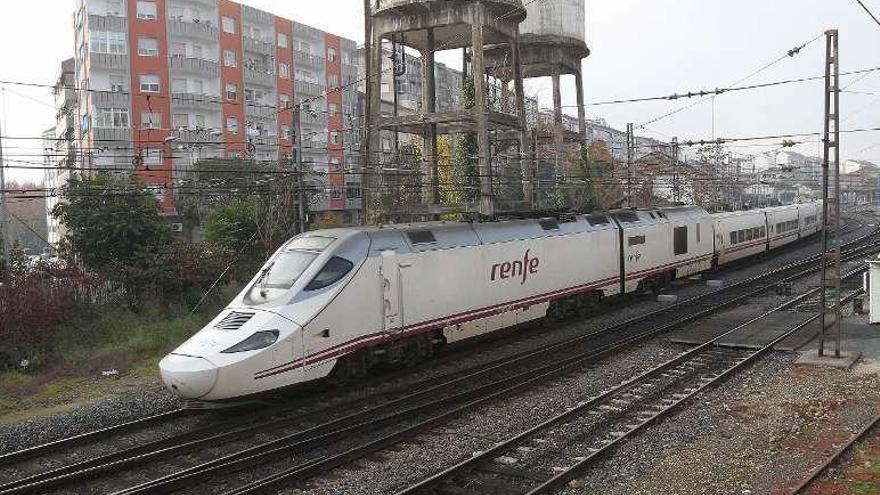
<box><xmin>159</xmin><ymin>354</ymin><xmax>219</xmax><ymax>399</ymax></box>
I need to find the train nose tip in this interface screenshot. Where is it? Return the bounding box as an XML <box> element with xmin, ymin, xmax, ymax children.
<box><xmin>159</xmin><ymin>354</ymin><xmax>219</xmax><ymax>399</ymax></box>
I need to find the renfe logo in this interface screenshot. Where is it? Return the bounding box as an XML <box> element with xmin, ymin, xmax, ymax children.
<box><xmin>490</xmin><ymin>249</ymin><xmax>540</xmax><ymax>285</ymax></box>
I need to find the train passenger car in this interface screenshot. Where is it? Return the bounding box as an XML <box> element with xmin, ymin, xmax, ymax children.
<box><xmin>614</xmin><ymin>206</ymin><xmax>713</xmax><ymax>293</ymax></box>
<box><xmin>765</xmin><ymin>205</ymin><xmax>802</xmax><ymax>249</ymax></box>
<box><xmin>797</xmin><ymin>202</ymin><xmax>822</xmax><ymax>237</ymax></box>
<box><xmin>712</xmin><ymin>210</ymin><xmax>768</xmax><ymax>265</ymax></box>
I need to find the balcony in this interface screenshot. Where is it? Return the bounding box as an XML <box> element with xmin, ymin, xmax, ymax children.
<box><xmin>245</xmin><ymin>103</ymin><xmax>276</xmax><ymax>120</ymax></box>
<box><xmin>295</xmin><ymin>51</ymin><xmax>324</xmax><ymax>69</ymax></box>
<box><xmin>91</xmin><ymin>90</ymin><xmax>130</xmax><ymax>108</ymax></box>
<box><xmin>244</xmin><ymin>68</ymin><xmax>275</xmax><ymax>88</ymax></box>
<box><xmin>88</xmin><ymin>14</ymin><xmax>127</xmax><ymax>31</ymax></box>
<box><xmin>90</xmin><ymin>53</ymin><xmax>129</xmax><ymax>71</ymax></box>
<box><xmin>243</xmin><ymin>36</ymin><xmax>273</xmax><ymax>56</ymax></box>
<box><xmin>171</xmin><ymin>128</ymin><xmax>223</xmax><ymax>145</ymax></box>
<box><xmin>92</xmin><ymin>127</ymin><xmax>132</xmax><ymax>146</ymax></box>
<box><xmin>169</xmin><ymin>56</ymin><xmax>219</xmax><ymax>77</ymax></box>
<box><xmin>168</xmin><ymin>19</ymin><xmax>218</xmax><ymax>41</ymax></box>
<box><xmin>171</xmin><ymin>92</ymin><xmax>222</xmax><ymax>110</ymax></box>
<box><xmin>295</xmin><ymin>80</ymin><xmax>324</xmax><ymax>97</ymax></box>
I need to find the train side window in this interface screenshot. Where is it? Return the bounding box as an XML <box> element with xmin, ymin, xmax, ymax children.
<box><xmin>305</xmin><ymin>256</ymin><xmax>354</xmax><ymax>291</ymax></box>
<box><xmin>628</xmin><ymin>235</ymin><xmax>646</xmax><ymax>246</ymax></box>
<box><xmin>696</xmin><ymin>223</ymin><xmax>701</xmax><ymax>243</ymax></box>
<box><xmin>613</xmin><ymin>211</ymin><xmax>640</xmax><ymax>223</ymax></box>
<box><xmin>760</xmin><ymin>226</ymin><xmax>766</xmax><ymax>237</ymax></box>
<box><xmin>730</xmin><ymin>232</ymin><xmax>737</xmax><ymax>245</ymax></box>
<box><xmin>586</xmin><ymin>214</ymin><xmax>609</xmax><ymax>226</ymax></box>
<box><xmin>406</xmin><ymin>230</ymin><xmax>436</xmax><ymax>245</ymax></box>
<box><xmin>674</xmin><ymin>226</ymin><xmax>688</xmax><ymax>255</ymax></box>
<box><xmin>745</xmin><ymin>229</ymin><xmax>753</xmax><ymax>241</ymax></box>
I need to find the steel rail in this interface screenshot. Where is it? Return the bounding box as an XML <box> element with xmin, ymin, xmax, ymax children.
<box><xmin>787</xmin><ymin>411</ymin><xmax>880</xmax><ymax>494</ymax></box>
<box><xmin>4</xmin><ymin>228</ymin><xmax>876</xmax><ymax>495</ymax></box>
<box><xmin>399</xmin><ymin>278</ymin><xmax>866</xmax><ymax>495</ymax></box>
<box><xmin>209</xmin><ymin>246</ymin><xmax>879</xmax><ymax>494</ymax></box>
<box><xmin>0</xmin><ymin>409</ymin><xmax>185</xmax><ymax>467</ymax></box>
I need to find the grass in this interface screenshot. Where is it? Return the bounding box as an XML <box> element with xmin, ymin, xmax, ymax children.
<box><xmin>0</xmin><ymin>304</ymin><xmax>219</xmax><ymax>421</ymax></box>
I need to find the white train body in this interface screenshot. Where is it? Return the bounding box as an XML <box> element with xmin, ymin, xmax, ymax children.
<box><xmin>160</xmin><ymin>203</ymin><xmax>822</xmax><ymax>401</ymax></box>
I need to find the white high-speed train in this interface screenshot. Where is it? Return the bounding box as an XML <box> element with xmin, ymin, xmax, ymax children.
<box><xmin>160</xmin><ymin>202</ymin><xmax>822</xmax><ymax>401</ymax></box>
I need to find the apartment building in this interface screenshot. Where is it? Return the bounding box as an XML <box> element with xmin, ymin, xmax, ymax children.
<box><xmin>44</xmin><ymin>58</ymin><xmax>79</xmax><ymax>246</ymax></box>
<box><xmin>72</xmin><ymin>0</ymin><xmax>362</xmax><ymax>222</ymax></box>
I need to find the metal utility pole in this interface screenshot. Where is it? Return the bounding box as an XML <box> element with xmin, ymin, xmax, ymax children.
<box><xmin>361</xmin><ymin>0</ymin><xmax>373</xmax><ymax>226</ymax></box>
<box><xmin>671</xmin><ymin>136</ymin><xmax>679</xmax><ymax>204</ymax></box>
<box><xmin>0</xmin><ymin>123</ymin><xmax>9</xmax><ymax>270</ymax></box>
<box><xmin>626</xmin><ymin>123</ymin><xmax>634</xmax><ymax>208</ymax></box>
<box><xmin>293</xmin><ymin>106</ymin><xmax>307</xmax><ymax>235</ymax></box>
<box><xmin>819</xmin><ymin>29</ymin><xmax>842</xmax><ymax>358</ymax></box>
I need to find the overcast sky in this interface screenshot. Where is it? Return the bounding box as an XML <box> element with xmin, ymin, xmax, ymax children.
<box><xmin>1</xmin><ymin>0</ymin><xmax>879</xmax><ymax>183</ymax></box>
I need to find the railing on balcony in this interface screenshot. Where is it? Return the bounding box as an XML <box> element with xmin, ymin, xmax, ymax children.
<box><xmin>243</xmin><ymin>36</ymin><xmax>274</xmax><ymax>55</ymax></box>
<box><xmin>244</xmin><ymin>68</ymin><xmax>275</xmax><ymax>87</ymax></box>
<box><xmin>295</xmin><ymin>50</ymin><xmax>324</xmax><ymax>68</ymax></box>
<box><xmin>295</xmin><ymin>80</ymin><xmax>325</xmax><ymax>97</ymax></box>
<box><xmin>91</xmin><ymin>90</ymin><xmax>130</xmax><ymax>108</ymax></box>
<box><xmin>90</xmin><ymin>53</ymin><xmax>129</xmax><ymax>71</ymax></box>
<box><xmin>169</xmin><ymin>56</ymin><xmax>219</xmax><ymax>76</ymax></box>
<box><xmin>171</xmin><ymin>92</ymin><xmax>222</xmax><ymax>109</ymax></box>
<box><xmin>168</xmin><ymin>19</ymin><xmax>218</xmax><ymax>40</ymax></box>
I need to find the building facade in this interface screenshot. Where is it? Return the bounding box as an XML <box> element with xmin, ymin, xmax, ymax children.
<box><xmin>45</xmin><ymin>58</ymin><xmax>79</xmax><ymax>247</ymax></box>
<box><xmin>72</xmin><ymin>0</ymin><xmax>362</xmax><ymax>223</ymax></box>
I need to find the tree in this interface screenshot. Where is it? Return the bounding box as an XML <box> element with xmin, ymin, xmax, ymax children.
<box><xmin>204</xmin><ymin>198</ymin><xmax>260</xmax><ymax>255</ymax></box>
<box><xmin>450</xmin><ymin>78</ymin><xmax>480</xmax><ymax>204</ymax></box>
<box><xmin>52</xmin><ymin>173</ymin><xmax>173</xmax><ymax>276</ymax></box>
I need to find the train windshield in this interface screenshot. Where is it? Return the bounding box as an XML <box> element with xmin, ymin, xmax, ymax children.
<box><xmin>247</xmin><ymin>236</ymin><xmax>336</xmax><ymax>304</ymax></box>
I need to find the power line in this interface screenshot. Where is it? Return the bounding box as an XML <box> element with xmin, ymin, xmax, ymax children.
<box><xmin>853</xmin><ymin>0</ymin><xmax>880</xmax><ymax>28</ymax></box>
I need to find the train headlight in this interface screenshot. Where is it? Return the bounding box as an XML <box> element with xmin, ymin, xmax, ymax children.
<box><xmin>221</xmin><ymin>330</ymin><xmax>280</xmax><ymax>353</ymax></box>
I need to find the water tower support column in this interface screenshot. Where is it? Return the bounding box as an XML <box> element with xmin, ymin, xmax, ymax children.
<box><xmin>422</xmin><ymin>28</ymin><xmax>439</xmax><ymax>205</ymax></box>
<box><xmin>575</xmin><ymin>69</ymin><xmax>586</xmax><ymax>139</ymax></box>
<box><xmin>472</xmin><ymin>8</ymin><xmax>494</xmax><ymax>217</ymax></box>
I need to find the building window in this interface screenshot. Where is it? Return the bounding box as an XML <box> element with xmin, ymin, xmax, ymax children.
<box><xmin>330</xmin><ymin>158</ymin><xmax>341</xmax><ymax>171</ymax></box>
<box><xmin>141</xmin><ymin>111</ymin><xmax>162</xmax><ymax>129</ymax></box>
<box><xmin>138</xmin><ymin>37</ymin><xmax>159</xmax><ymax>56</ymax></box>
<box><xmin>136</xmin><ymin>1</ymin><xmax>158</xmax><ymax>19</ymax></box>
<box><xmin>222</xmin><ymin>16</ymin><xmax>235</xmax><ymax>34</ymax></box>
<box><xmin>109</xmin><ymin>74</ymin><xmax>126</xmax><ymax>93</ymax></box>
<box><xmin>169</xmin><ymin>6</ymin><xmax>184</xmax><ymax>19</ymax></box>
<box><xmin>172</xmin><ymin>78</ymin><xmax>187</xmax><ymax>93</ymax></box>
<box><xmin>95</xmin><ymin>107</ymin><xmax>130</xmax><ymax>128</ymax></box>
<box><xmin>171</xmin><ymin>41</ymin><xmax>186</xmax><ymax>57</ymax></box>
<box><xmin>140</xmin><ymin>74</ymin><xmax>160</xmax><ymax>92</ymax></box>
<box><xmin>172</xmin><ymin>113</ymin><xmax>188</xmax><ymax>129</ymax></box>
<box><xmin>278</xmin><ymin>33</ymin><xmax>289</xmax><ymax>48</ymax></box>
<box><xmin>192</xmin><ymin>44</ymin><xmax>203</xmax><ymax>59</ymax></box>
<box><xmin>104</xmin><ymin>0</ymin><xmax>123</xmax><ymax>16</ymax></box>
<box><xmin>224</xmin><ymin>50</ymin><xmax>236</xmax><ymax>67</ymax></box>
<box><xmin>328</xmin><ymin>103</ymin><xmax>338</xmax><ymax>116</ymax></box>
<box><xmin>279</xmin><ymin>63</ymin><xmax>290</xmax><ymax>79</ymax></box>
<box><xmin>142</xmin><ymin>148</ymin><xmax>162</xmax><ymax>165</ymax></box>
<box><xmin>244</xmin><ymin>89</ymin><xmax>254</xmax><ymax>103</ymax></box>
<box><xmin>330</xmin><ymin>132</ymin><xmax>341</xmax><ymax>145</ymax></box>
<box><xmin>90</xmin><ymin>31</ymin><xmax>127</xmax><ymax>55</ymax></box>
<box><xmin>226</xmin><ymin>117</ymin><xmax>239</xmax><ymax>134</ymax></box>
<box><xmin>194</xmin><ymin>114</ymin><xmax>206</xmax><ymax>128</ymax></box>
<box><xmin>192</xmin><ymin>80</ymin><xmax>204</xmax><ymax>94</ymax></box>
<box><xmin>327</xmin><ymin>73</ymin><xmax>338</xmax><ymax>88</ymax></box>
<box><xmin>225</xmin><ymin>83</ymin><xmax>237</xmax><ymax>101</ymax></box>
<box><xmin>346</xmin><ymin>182</ymin><xmax>361</xmax><ymax>199</ymax></box>
<box><xmin>331</xmin><ymin>186</ymin><xmax>344</xmax><ymax>200</ymax></box>
<box><xmin>280</xmin><ymin>94</ymin><xmax>291</xmax><ymax>109</ymax></box>
<box><xmin>327</xmin><ymin>47</ymin><xmax>337</xmax><ymax>63</ymax></box>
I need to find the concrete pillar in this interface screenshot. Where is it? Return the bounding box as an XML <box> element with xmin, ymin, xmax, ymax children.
<box><xmin>422</xmin><ymin>28</ymin><xmax>438</xmax><ymax>205</ymax></box>
<box><xmin>472</xmin><ymin>11</ymin><xmax>493</xmax><ymax>217</ymax></box>
<box><xmin>500</xmin><ymin>80</ymin><xmax>510</xmax><ymax>114</ymax></box>
<box><xmin>552</xmin><ymin>67</ymin><xmax>564</xmax><ymax>183</ymax></box>
<box><xmin>575</xmin><ymin>69</ymin><xmax>586</xmax><ymax>140</ymax></box>
<box><xmin>511</xmin><ymin>30</ymin><xmax>530</xmax><ymax>209</ymax></box>
<box><xmin>367</xmin><ymin>30</ymin><xmax>384</xmax><ymax>223</ymax></box>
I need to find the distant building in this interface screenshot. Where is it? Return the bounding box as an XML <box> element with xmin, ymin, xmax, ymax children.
<box><xmin>45</xmin><ymin>58</ymin><xmax>78</xmax><ymax>247</ymax></box>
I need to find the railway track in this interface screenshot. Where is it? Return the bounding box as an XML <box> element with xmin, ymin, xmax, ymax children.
<box><xmin>786</xmin><ymin>412</ymin><xmax>880</xmax><ymax>494</ymax></box>
<box><xmin>396</xmin><ymin>273</ymin><xmax>867</xmax><ymax>495</ymax></box>
<box><xmin>2</xmin><ymin>226</ymin><xmax>876</xmax><ymax>495</ymax></box>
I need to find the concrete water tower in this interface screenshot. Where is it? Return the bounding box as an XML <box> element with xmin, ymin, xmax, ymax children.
<box><xmin>366</xmin><ymin>0</ymin><xmax>529</xmax><ymax>217</ymax></box>
<box><xmin>486</xmin><ymin>0</ymin><xmax>589</xmax><ymax>176</ymax></box>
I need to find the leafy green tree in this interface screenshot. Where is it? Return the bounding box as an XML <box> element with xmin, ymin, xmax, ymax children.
<box><xmin>204</xmin><ymin>198</ymin><xmax>260</xmax><ymax>255</ymax></box>
<box><xmin>450</xmin><ymin>78</ymin><xmax>480</xmax><ymax>204</ymax></box>
<box><xmin>52</xmin><ymin>173</ymin><xmax>172</xmax><ymax>278</ymax></box>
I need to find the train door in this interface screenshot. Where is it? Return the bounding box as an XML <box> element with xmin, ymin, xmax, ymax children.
<box><xmin>381</xmin><ymin>250</ymin><xmax>403</xmax><ymax>333</ymax></box>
